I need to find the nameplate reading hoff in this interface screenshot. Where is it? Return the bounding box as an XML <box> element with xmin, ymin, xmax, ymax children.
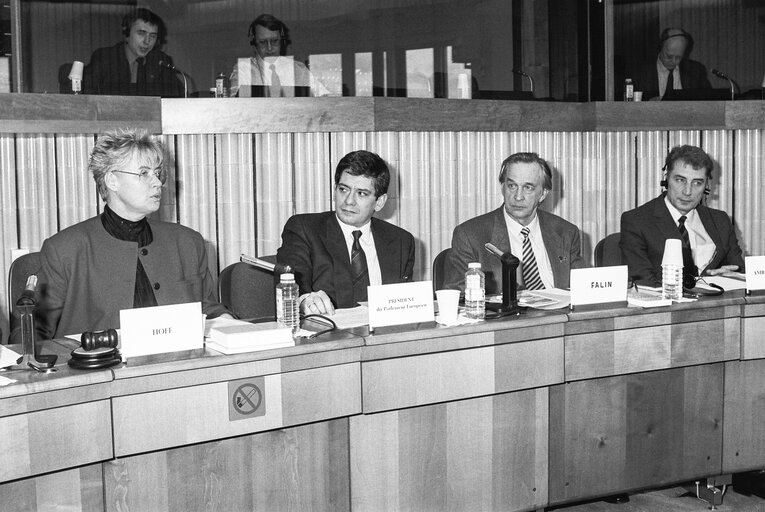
<box><xmin>570</xmin><ymin>266</ymin><xmax>628</xmax><ymax>306</ymax></box>
<box><xmin>367</xmin><ymin>281</ymin><xmax>435</xmax><ymax>329</ymax></box>
<box><xmin>120</xmin><ymin>302</ymin><xmax>204</xmax><ymax>360</ymax></box>
<box><xmin>745</xmin><ymin>256</ymin><xmax>765</xmax><ymax>291</ymax></box>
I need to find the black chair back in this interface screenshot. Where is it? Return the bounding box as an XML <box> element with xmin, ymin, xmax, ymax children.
<box><xmin>432</xmin><ymin>248</ymin><xmax>451</xmax><ymax>293</ymax></box>
<box><xmin>218</xmin><ymin>255</ymin><xmax>278</xmax><ymax>322</ymax></box>
<box><xmin>594</xmin><ymin>233</ymin><xmax>623</xmax><ymax>267</ymax></box>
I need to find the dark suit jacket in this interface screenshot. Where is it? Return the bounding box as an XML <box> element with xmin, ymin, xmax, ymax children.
<box><xmin>638</xmin><ymin>58</ymin><xmax>711</xmax><ymax>100</ymax></box>
<box><xmin>83</xmin><ymin>42</ymin><xmax>182</xmax><ymax>97</ymax></box>
<box><xmin>443</xmin><ymin>207</ymin><xmax>586</xmax><ymax>294</ymax></box>
<box><xmin>276</xmin><ymin>212</ymin><xmax>416</xmax><ymax>308</ymax></box>
<box><xmin>619</xmin><ymin>195</ymin><xmax>744</xmax><ymax>286</ymax></box>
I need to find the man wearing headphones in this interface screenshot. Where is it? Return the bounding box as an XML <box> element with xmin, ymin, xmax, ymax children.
<box><xmin>229</xmin><ymin>14</ymin><xmax>329</xmax><ymax>97</ymax></box>
<box><xmin>620</xmin><ymin>145</ymin><xmax>743</xmax><ymax>287</ymax></box>
<box><xmin>443</xmin><ymin>152</ymin><xmax>586</xmax><ymax>294</ymax></box>
<box><xmin>82</xmin><ymin>8</ymin><xmax>182</xmax><ymax>97</ymax></box>
<box><xmin>642</xmin><ymin>28</ymin><xmax>712</xmax><ymax>100</ymax></box>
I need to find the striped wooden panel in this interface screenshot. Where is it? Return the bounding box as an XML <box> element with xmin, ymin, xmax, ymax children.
<box><xmin>350</xmin><ymin>388</ymin><xmax>549</xmax><ymax>511</ymax></box>
<box><xmin>362</xmin><ymin>335</ymin><xmax>563</xmax><ymax>412</ymax></box>
<box><xmin>104</xmin><ymin>419</ymin><xmax>350</xmax><ymax>512</ymax></box>
<box><xmin>0</xmin><ymin>465</ymin><xmax>104</xmax><ymax>512</ymax></box>
<box><xmin>566</xmin><ymin>315</ymin><xmax>740</xmax><ymax>381</ymax></box>
<box><xmin>0</xmin><ymin>400</ymin><xmax>112</xmax><ymax>482</ymax></box>
<box><xmin>723</xmin><ymin>359</ymin><xmax>765</xmax><ymax>472</ymax></box>
<box><xmin>112</xmin><ymin>363</ymin><xmax>360</xmax><ymax>456</ymax></box>
<box><xmin>549</xmin><ymin>364</ymin><xmax>724</xmax><ymax>504</ymax></box>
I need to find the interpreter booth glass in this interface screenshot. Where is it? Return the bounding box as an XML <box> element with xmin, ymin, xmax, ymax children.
<box><xmin>12</xmin><ymin>0</ymin><xmax>597</xmax><ymax>101</ymax></box>
<box><xmin>613</xmin><ymin>0</ymin><xmax>765</xmax><ymax>101</ymax></box>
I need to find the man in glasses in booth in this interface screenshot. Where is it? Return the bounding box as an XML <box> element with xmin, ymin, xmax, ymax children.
<box><xmin>33</xmin><ymin>130</ymin><xmax>231</xmax><ymax>341</ymax></box>
<box><xmin>443</xmin><ymin>152</ymin><xmax>586</xmax><ymax>294</ymax></box>
<box><xmin>228</xmin><ymin>13</ymin><xmax>329</xmax><ymax>97</ymax></box>
<box><xmin>620</xmin><ymin>144</ymin><xmax>744</xmax><ymax>287</ymax></box>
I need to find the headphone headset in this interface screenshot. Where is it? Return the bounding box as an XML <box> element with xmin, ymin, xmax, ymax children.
<box><xmin>660</xmin><ymin>163</ymin><xmax>711</xmax><ymax>196</ymax></box>
<box><xmin>658</xmin><ymin>29</ymin><xmax>694</xmax><ymax>55</ymax></box>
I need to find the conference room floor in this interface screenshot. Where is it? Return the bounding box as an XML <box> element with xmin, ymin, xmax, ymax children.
<box><xmin>549</xmin><ymin>476</ymin><xmax>765</xmax><ymax>511</ymax></box>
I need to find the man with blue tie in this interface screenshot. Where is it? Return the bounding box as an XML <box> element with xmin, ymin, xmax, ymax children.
<box><xmin>620</xmin><ymin>145</ymin><xmax>744</xmax><ymax>286</ymax></box>
<box><xmin>444</xmin><ymin>152</ymin><xmax>586</xmax><ymax>294</ymax></box>
<box><xmin>277</xmin><ymin>150</ymin><xmax>415</xmax><ymax>315</ymax></box>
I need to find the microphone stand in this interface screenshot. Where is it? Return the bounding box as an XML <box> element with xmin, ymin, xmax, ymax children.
<box><xmin>159</xmin><ymin>60</ymin><xmax>189</xmax><ymax>98</ymax></box>
<box><xmin>484</xmin><ymin>243</ymin><xmax>525</xmax><ymax>317</ymax></box>
<box><xmin>712</xmin><ymin>69</ymin><xmax>736</xmax><ymax>101</ymax></box>
<box><xmin>10</xmin><ymin>275</ymin><xmax>57</xmax><ymax>373</ymax></box>
<box><xmin>511</xmin><ymin>68</ymin><xmax>534</xmax><ymax>98</ymax></box>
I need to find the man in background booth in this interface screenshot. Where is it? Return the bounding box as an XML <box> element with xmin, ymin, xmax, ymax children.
<box><xmin>640</xmin><ymin>28</ymin><xmax>712</xmax><ymax>100</ymax></box>
<box><xmin>276</xmin><ymin>150</ymin><xmax>415</xmax><ymax>316</ymax></box>
<box><xmin>228</xmin><ymin>13</ymin><xmax>329</xmax><ymax>97</ymax></box>
<box><xmin>82</xmin><ymin>8</ymin><xmax>182</xmax><ymax>97</ymax></box>
<box><xmin>444</xmin><ymin>152</ymin><xmax>586</xmax><ymax>294</ymax></box>
<box><xmin>620</xmin><ymin>144</ymin><xmax>744</xmax><ymax>287</ymax></box>
<box><xmin>33</xmin><ymin>130</ymin><xmax>230</xmax><ymax>340</ymax></box>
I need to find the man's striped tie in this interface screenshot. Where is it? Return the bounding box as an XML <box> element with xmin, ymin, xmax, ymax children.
<box><xmin>521</xmin><ymin>227</ymin><xmax>544</xmax><ymax>290</ymax></box>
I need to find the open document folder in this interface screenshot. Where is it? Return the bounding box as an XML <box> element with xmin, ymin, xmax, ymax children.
<box><xmin>487</xmin><ymin>289</ymin><xmax>571</xmax><ymax>310</ymax></box>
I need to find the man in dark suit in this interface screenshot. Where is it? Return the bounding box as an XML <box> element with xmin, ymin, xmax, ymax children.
<box><xmin>444</xmin><ymin>152</ymin><xmax>586</xmax><ymax>294</ymax></box>
<box><xmin>620</xmin><ymin>145</ymin><xmax>744</xmax><ymax>287</ymax></box>
<box><xmin>277</xmin><ymin>150</ymin><xmax>415</xmax><ymax>315</ymax></box>
<box><xmin>83</xmin><ymin>8</ymin><xmax>181</xmax><ymax>97</ymax></box>
<box><xmin>640</xmin><ymin>28</ymin><xmax>711</xmax><ymax>100</ymax></box>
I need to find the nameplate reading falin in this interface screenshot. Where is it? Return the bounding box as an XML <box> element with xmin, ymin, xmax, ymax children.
<box><xmin>570</xmin><ymin>266</ymin><xmax>628</xmax><ymax>307</ymax></box>
<box><xmin>367</xmin><ymin>281</ymin><xmax>435</xmax><ymax>329</ymax></box>
<box><xmin>746</xmin><ymin>256</ymin><xmax>765</xmax><ymax>292</ymax></box>
<box><xmin>120</xmin><ymin>302</ymin><xmax>204</xmax><ymax>360</ymax></box>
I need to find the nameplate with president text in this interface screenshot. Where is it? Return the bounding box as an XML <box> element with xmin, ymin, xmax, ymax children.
<box><xmin>746</xmin><ymin>256</ymin><xmax>765</xmax><ymax>291</ymax></box>
<box><xmin>570</xmin><ymin>266</ymin><xmax>628</xmax><ymax>306</ymax></box>
<box><xmin>367</xmin><ymin>281</ymin><xmax>435</xmax><ymax>329</ymax></box>
<box><xmin>120</xmin><ymin>302</ymin><xmax>204</xmax><ymax>360</ymax></box>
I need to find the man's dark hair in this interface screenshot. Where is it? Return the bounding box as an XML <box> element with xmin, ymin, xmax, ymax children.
<box><xmin>122</xmin><ymin>8</ymin><xmax>166</xmax><ymax>46</ymax></box>
<box><xmin>334</xmin><ymin>150</ymin><xmax>390</xmax><ymax>198</ymax></box>
<box><xmin>498</xmin><ymin>152</ymin><xmax>553</xmax><ymax>190</ymax></box>
<box><xmin>665</xmin><ymin>145</ymin><xmax>714</xmax><ymax>179</ymax></box>
<box><xmin>248</xmin><ymin>14</ymin><xmax>291</xmax><ymax>51</ymax></box>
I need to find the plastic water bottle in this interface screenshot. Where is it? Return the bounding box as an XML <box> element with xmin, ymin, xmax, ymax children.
<box><xmin>276</xmin><ymin>273</ymin><xmax>299</xmax><ymax>332</ymax></box>
<box><xmin>624</xmin><ymin>78</ymin><xmax>634</xmax><ymax>101</ymax></box>
<box><xmin>464</xmin><ymin>262</ymin><xmax>486</xmax><ymax>319</ymax></box>
<box><xmin>661</xmin><ymin>263</ymin><xmax>683</xmax><ymax>301</ymax></box>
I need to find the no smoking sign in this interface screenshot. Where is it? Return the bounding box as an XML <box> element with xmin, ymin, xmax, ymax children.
<box><xmin>228</xmin><ymin>377</ymin><xmax>266</xmax><ymax>421</ymax></box>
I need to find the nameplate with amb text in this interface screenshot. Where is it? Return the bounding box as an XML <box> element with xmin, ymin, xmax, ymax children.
<box><xmin>120</xmin><ymin>302</ymin><xmax>204</xmax><ymax>360</ymax></box>
<box><xmin>570</xmin><ymin>266</ymin><xmax>628</xmax><ymax>306</ymax></box>
<box><xmin>367</xmin><ymin>281</ymin><xmax>435</xmax><ymax>329</ymax></box>
<box><xmin>746</xmin><ymin>256</ymin><xmax>765</xmax><ymax>291</ymax></box>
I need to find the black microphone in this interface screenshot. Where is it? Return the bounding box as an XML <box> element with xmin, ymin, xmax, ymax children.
<box><xmin>711</xmin><ymin>68</ymin><xmax>736</xmax><ymax>100</ymax></box>
<box><xmin>511</xmin><ymin>68</ymin><xmax>534</xmax><ymax>97</ymax></box>
<box><xmin>158</xmin><ymin>60</ymin><xmax>189</xmax><ymax>98</ymax></box>
<box><xmin>484</xmin><ymin>243</ymin><xmax>524</xmax><ymax>316</ymax></box>
<box><xmin>241</xmin><ymin>254</ymin><xmax>292</xmax><ymax>276</ymax></box>
<box><xmin>17</xmin><ymin>275</ymin><xmax>38</xmax><ymax>307</ymax></box>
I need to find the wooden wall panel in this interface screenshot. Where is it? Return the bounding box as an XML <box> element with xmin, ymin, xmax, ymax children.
<box><xmin>723</xmin><ymin>359</ymin><xmax>765</xmax><ymax>472</ymax></box>
<box><xmin>350</xmin><ymin>389</ymin><xmax>548</xmax><ymax>512</ymax></box>
<box><xmin>549</xmin><ymin>364</ymin><xmax>723</xmax><ymax>504</ymax></box>
<box><xmin>0</xmin><ymin>465</ymin><xmax>104</xmax><ymax>512</ymax></box>
<box><xmin>105</xmin><ymin>419</ymin><xmax>350</xmax><ymax>512</ymax></box>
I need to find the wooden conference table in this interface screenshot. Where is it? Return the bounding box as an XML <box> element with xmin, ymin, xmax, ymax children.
<box><xmin>2</xmin><ymin>293</ymin><xmax>765</xmax><ymax>512</ymax></box>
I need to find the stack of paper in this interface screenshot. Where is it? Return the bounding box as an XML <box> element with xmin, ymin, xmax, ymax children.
<box><xmin>627</xmin><ymin>287</ymin><xmax>672</xmax><ymax>308</ymax></box>
<box><xmin>205</xmin><ymin>318</ymin><xmax>294</xmax><ymax>354</ymax></box>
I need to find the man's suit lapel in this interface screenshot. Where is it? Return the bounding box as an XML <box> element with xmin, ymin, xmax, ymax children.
<box><xmin>321</xmin><ymin>214</ymin><xmax>354</xmax><ymax>305</ymax></box>
<box><xmin>652</xmin><ymin>197</ymin><xmax>682</xmax><ymax>242</ymax></box>
<box><xmin>697</xmin><ymin>205</ymin><xmax>724</xmax><ymax>268</ymax></box>
<box><xmin>371</xmin><ymin>219</ymin><xmax>400</xmax><ymax>283</ymax></box>
<box><xmin>490</xmin><ymin>207</ymin><xmax>512</xmax><ymax>255</ymax></box>
<box><xmin>538</xmin><ymin>211</ymin><xmax>567</xmax><ymax>286</ymax></box>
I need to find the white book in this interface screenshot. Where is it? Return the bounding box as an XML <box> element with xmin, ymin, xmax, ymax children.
<box><xmin>205</xmin><ymin>318</ymin><xmax>294</xmax><ymax>354</ymax></box>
